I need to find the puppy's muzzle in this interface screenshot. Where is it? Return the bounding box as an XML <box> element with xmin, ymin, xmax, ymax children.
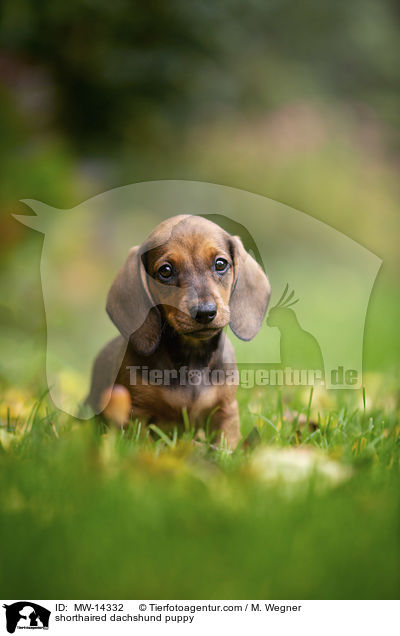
<box><xmin>189</xmin><ymin>301</ymin><xmax>217</xmax><ymax>325</ymax></box>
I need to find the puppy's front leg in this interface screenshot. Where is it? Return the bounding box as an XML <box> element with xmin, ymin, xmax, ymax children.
<box><xmin>212</xmin><ymin>397</ymin><xmax>241</xmax><ymax>449</ymax></box>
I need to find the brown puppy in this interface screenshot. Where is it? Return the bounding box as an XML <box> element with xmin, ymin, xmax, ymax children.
<box><xmin>87</xmin><ymin>215</ymin><xmax>270</xmax><ymax>448</ymax></box>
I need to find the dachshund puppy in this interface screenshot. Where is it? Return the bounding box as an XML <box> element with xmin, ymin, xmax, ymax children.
<box><xmin>88</xmin><ymin>215</ymin><xmax>270</xmax><ymax>448</ymax></box>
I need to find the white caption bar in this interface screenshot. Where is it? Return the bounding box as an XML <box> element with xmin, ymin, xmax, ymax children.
<box><xmin>1</xmin><ymin>600</ymin><xmax>398</xmax><ymax>635</ymax></box>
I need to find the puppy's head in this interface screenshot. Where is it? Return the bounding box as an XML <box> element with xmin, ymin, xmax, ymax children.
<box><xmin>107</xmin><ymin>215</ymin><xmax>270</xmax><ymax>354</ymax></box>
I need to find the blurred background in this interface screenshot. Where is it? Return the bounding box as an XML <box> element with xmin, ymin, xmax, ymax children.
<box><xmin>0</xmin><ymin>0</ymin><xmax>399</xmax><ymax>399</ymax></box>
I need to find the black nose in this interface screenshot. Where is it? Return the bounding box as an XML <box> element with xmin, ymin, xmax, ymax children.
<box><xmin>191</xmin><ymin>302</ymin><xmax>217</xmax><ymax>324</ymax></box>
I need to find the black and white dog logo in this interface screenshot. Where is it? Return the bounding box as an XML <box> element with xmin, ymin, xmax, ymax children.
<box><xmin>2</xmin><ymin>602</ymin><xmax>50</xmax><ymax>633</ymax></box>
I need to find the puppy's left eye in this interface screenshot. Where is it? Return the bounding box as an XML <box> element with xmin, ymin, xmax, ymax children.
<box><xmin>157</xmin><ymin>263</ymin><xmax>174</xmax><ymax>281</ymax></box>
<box><xmin>214</xmin><ymin>258</ymin><xmax>229</xmax><ymax>274</ymax></box>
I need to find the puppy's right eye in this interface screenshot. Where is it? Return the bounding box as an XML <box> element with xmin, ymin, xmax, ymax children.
<box><xmin>157</xmin><ymin>264</ymin><xmax>173</xmax><ymax>281</ymax></box>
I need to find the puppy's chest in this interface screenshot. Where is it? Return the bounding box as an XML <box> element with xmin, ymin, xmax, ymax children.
<box><xmin>130</xmin><ymin>374</ymin><xmax>219</xmax><ymax>423</ymax></box>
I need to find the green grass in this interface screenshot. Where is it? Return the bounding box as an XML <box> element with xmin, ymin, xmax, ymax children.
<box><xmin>0</xmin><ymin>383</ymin><xmax>399</xmax><ymax>599</ymax></box>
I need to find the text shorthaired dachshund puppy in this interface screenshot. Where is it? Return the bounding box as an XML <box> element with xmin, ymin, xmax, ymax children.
<box><xmin>88</xmin><ymin>215</ymin><xmax>270</xmax><ymax>448</ymax></box>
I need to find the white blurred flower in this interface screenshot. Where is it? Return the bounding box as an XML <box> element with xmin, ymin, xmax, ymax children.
<box><xmin>250</xmin><ymin>447</ymin><xmax>352</xmax><ymax>493</ymax></box>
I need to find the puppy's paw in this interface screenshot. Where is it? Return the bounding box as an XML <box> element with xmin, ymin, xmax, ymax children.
<box><xmin>100</xmin><ymin>384</ymin><xmax>131</xmax><ymax>427</ymax></box>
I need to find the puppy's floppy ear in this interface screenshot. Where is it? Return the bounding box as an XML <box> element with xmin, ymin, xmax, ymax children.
<box><xmin>106</xmin><ymin>246</ymin><xmax>161</xmax><ymax>355</ymax></box>
<box><xmin>229</xmin><ymin>236</ymin><xmax>271</xmax><ymax>341</ymax></box>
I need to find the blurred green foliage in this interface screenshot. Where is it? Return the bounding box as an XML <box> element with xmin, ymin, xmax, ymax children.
<box><xmin>1</xmin><ymin>0</ymin><xmax>399</xmax><ymax>149</ymax></box>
